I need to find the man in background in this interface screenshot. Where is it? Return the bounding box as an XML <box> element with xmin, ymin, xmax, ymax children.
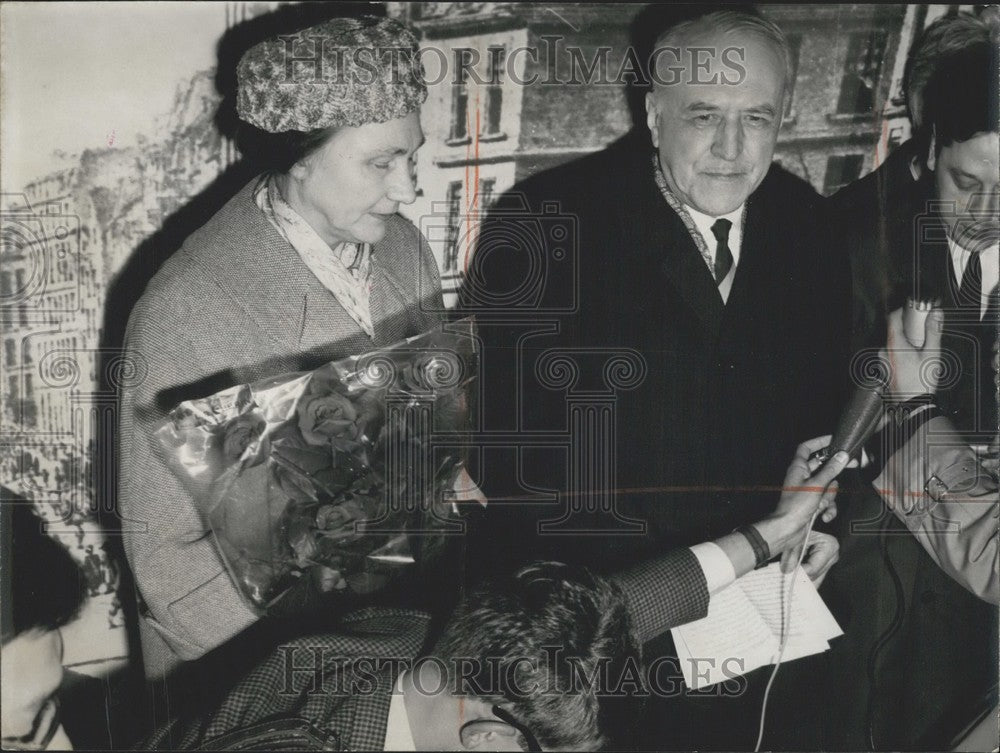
<box><xmin>824</xmin><ymin>20</ymin><xmax>998</xmax><ymax>749</ymax></box>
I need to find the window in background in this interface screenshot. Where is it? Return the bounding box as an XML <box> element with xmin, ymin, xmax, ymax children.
<box><xmin>478</xmin><ymin>177</ymin><xmax>497</xmax><ymax>209</ymax></box>
<box><xmin>836</xmin><ymin>31</ymin><xmax>888</xmax><ymax>115</ymax></box>
<box><xmin>444</xmin><ymin>180</ymin><xmax>464</xmax><ymax>272</ymax></box>
<box><xmin>823</xmin><ymin>154</ymin><xmax>865</xmax><ymax>195</ymax></box>
<box><xmin>482</xmin><ymin>46</ymin><xmax>506</xmax><ymax>138</ymax></box>
<box><xmin>449</xmin><ymin>49</ymin><xmax>473</xmax><ymax>143</ymax></box>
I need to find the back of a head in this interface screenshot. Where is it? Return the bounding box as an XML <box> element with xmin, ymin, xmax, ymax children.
<box><xmin>922</xmin><ymin>41</ymin><xmax>999</xmax><ymax>148</ymax></box>
<box><xmin>1</xmin><ymin>488</ymin><xmax>86</xmax><ymax>645</ymax></box>
<box><xmin>905</xmin><ymin>11</ymin><xmax>995</xmax><ymax>128</ymax></box>
<box><xmin>433</xmin><ymin>561</ymin><xmax>642</xmax><ymax>751</ymax></box>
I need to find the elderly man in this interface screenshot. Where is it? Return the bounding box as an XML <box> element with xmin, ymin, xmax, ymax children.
<box><xmin>463</xmin><ymin>4</ymin><xmax>851</xmax><ymax>749</ymax></box>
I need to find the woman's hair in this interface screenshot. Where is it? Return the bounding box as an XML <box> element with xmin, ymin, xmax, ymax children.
<box><xmin>235</xmin><ymin>123</ymin><xmax>340</xmax><ymax>174</ymax></box>
<box><xmin>1</xmin><ymin>488</ymin><xmax>86</xmax><ymax>645</ymax></box>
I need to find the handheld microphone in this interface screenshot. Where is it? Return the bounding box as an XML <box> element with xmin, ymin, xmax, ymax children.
<box><xmin>758</xmin><ymin>380</ymin><xmax>888</xmax><ymax>750</ymax></box>
<box><xmin>810</xmin><ymin>379</ymin><xmax>888</xmax><ymax>464</ymax></box>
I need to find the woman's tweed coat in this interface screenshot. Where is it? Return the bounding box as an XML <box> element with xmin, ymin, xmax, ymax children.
<box><xmin>118</xmin><ymin>178</ymin><xmax>444</xmax><ymax>677</ymax></box>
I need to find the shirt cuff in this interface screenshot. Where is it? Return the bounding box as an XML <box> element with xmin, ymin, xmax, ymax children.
<box><xmin>689</xmin><ymin>542</ymin><xmax>737</xmax><ymax>595</ymax></box>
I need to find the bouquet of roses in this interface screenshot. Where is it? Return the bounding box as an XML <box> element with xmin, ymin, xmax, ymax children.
<box><xmin>154</xmin><ymin>319</ymin><xmax>478</xmax><ymax>611</ymax></box>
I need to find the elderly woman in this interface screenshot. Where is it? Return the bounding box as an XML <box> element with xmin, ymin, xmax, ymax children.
<box><xmin>118</xmin><ymin>16</ymin><xmax>444</xmax><ymax>681</ymax></box>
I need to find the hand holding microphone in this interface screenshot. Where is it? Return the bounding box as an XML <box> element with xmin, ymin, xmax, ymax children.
<box><xmin>747</xmin><ymin>438</ymin><xmax>849</xmax><ymax>583</ymax></box>
<box><xmin>806</xmin><ymin>300</ymin><xmax>943</xmax><ymax>472</ymax></box>
<box><xmin>773</xmin><ymin>437</ymin><xmax>849</xmax><ymax>576</ymax></box>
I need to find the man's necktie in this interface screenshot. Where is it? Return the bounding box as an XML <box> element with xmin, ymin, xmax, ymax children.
<box><xmin>711</xmin><ymin>218</ymin><xmax>734</xmax><ymax>284</ymax></box>
<box><xmin>957</xmin><ymin>251</ymin><xmax>983</xmax><ymax>316</ymax></box>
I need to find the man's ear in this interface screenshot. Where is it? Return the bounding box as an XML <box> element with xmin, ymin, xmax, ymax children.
<box><xmin>926</xmin><ymin>126</ymin><xmax>937</xmax><ymax>172</ymax></box>
<box><xmin>459</xmin><ymin>719</ymin><xmax>520</xmax><ymax>750</ymax></box>
<box><xmin>645</xmin><ymin>92</ymin><xmax>660</xmax><ymax>149</ymax></box>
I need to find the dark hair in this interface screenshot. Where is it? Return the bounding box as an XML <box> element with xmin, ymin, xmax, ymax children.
<box><xmin>1</xmin><ymin>487</ymin><xmax>86</xmax><ymax>644</ymax></box>
<box><xmin>235</xmin><ymin>122</ymin><xmax>340</xmax><ymax>174</ymax></box>
<box><xmin>922</xmin><ymin>41</ymin><xmax>999</xmax><ymax>150</ymax></box>
<box><xmin>902</xmin><ymin>12</ymin><xmax>991</xmax><ymax>127</ymax></box>
<box><xmin>432</xmin><ymin>561</ymin><xmax>642</xmax><ymax>751</ymax></box>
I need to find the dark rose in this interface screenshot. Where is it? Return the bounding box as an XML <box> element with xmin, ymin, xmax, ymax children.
<box><xmin>298</xmin><ymin>393</ymin><xmax>360</xmax><ymax>447</ymax></box>
<box><xmin>222</xmin><ymin>413</ymin><xmax>267</xmax><ymax>463</ymax></box>
<box><xmin>315</xmin><ymin>500</ymin><xmax>367</xmax><ymax>544</ymax></box>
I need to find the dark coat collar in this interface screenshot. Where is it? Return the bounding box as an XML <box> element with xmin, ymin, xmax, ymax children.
<box><xmin>632</xmin><ymin>152</ymin><xmax>787</xmax><ymax>340</ymax></box>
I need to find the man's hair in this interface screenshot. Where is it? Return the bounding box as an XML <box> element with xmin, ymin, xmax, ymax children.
<box><xmin>634</xmin><ymin>4</ymin><xmax>791</xmax><ymax>89</ymax></box>
<box><xmin>922</xmin><ymin>41</ymin><xmax>999</xmax><ymax>150</ymax></box>
<box><xmin>904</xmin><ymin>11</ymin><xmax>994</xmax><ymax>128</ymax></box>
<box><xmin>432</xmin><ymin>561</ymin><xmax>642</xmax><ymax>751</ymax></box>
<box><xmin>1</xmin><ymin>488</ymin><xmax>86</xmax><ymax>644</ymax></box>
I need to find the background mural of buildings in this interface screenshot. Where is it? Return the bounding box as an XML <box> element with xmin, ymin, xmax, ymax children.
<box><xmin>0</xmin><ymin>1</ymin><xmax>984</xmax><ymax>677</ymax></box>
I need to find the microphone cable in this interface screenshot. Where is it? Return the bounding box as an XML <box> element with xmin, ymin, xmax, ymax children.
<box><xmin>865</xmin><ymin>509</ymin><xmax>906</xmax><ymax>750</ymax></box>
<box><xmin>754</xmin><ymin>506</ymin><xmax>821</xmax><ymax>752</ymax></box>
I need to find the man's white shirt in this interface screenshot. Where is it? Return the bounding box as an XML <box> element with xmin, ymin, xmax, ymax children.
<box><xmin>947</xmin><ymin>237</ymin><xmax>999</xmax><ymax>319</ymax></box>
<box><xmin>686</xmin><ymin>203</ymin><xmax>745</xmax><ymax>303</ymax></box>
<box><xmin>690</xmin><ymin>542</ymin><xmax>738</xmax><ymax>594</ymax></box>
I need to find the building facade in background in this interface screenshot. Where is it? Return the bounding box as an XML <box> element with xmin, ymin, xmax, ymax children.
<box><xmin>392</xmin><ymin>2</ymin><xmax>976</xmax><ymax>303</ymax></box>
